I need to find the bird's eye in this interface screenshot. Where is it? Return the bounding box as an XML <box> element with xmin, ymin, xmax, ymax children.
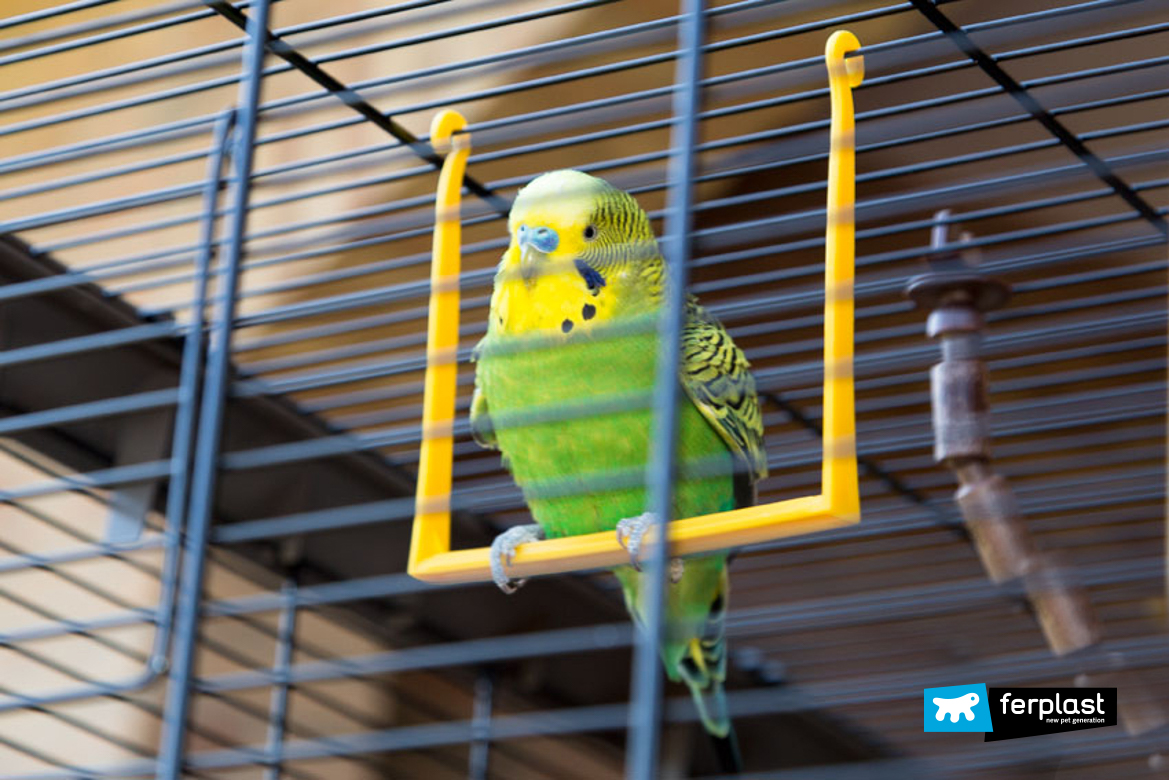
<box><xmin>583</xmin><ymin>225</ymin><xmax>597</xmax><ymax>241</ymax></box>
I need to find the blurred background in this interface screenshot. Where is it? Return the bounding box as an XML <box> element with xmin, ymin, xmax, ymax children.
<box><xmin>0</xmin><ymin>0</ymin><xmax>1166</xmax><ymax>777</ymax></box>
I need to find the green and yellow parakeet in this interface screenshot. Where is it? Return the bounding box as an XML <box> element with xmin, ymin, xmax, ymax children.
<box><xmin>470</xmin><ymin>170</ymin><xmax>767</xmax><ymax>741</ymax></box>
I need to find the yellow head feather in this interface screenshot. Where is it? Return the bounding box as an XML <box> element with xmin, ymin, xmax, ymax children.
<box><xmin>507</xmin><ymin>169</ymin><xmax>609</xmax><ymax>260</ymax></box>
<box><xmin>491</xmin><ymin>170</ymin><xmax>661</xmax><ymax>336</ymax></box>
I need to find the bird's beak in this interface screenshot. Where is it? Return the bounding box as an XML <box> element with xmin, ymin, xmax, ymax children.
<box><xmin>519</xmin><ymin>243</ymin><xmax>542</xmax><ymax>286</ymax></box>
<box><xmin>515</xmin><ymin>225</ymin><xmax>560</xmax><ymax>287</ymax></box>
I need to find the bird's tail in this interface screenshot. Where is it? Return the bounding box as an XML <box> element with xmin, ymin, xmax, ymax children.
<box><xmin>678</xmin><ymin>630</ymin><xmax>742</xmax><ymax>773</ymax></box>
<box><xmin>679</xmin><ymin>640</ymin><xmax>730</xmax><ymax>736</ymax></box>
<box><xmin>621</xmin><ymin>561</ymin><xmax>740</xmax><ymax>770</ymax></box>
<box><xmin>676</xmin><ymin>574</ymin><xmax>733</xmax><ymax>742</ymax></box>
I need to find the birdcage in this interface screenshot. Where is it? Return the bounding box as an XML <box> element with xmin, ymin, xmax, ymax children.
<box><xmin>0</xmin><ymin>1</ymin><xmax>1166</xmax><ymax>779</ymax></box>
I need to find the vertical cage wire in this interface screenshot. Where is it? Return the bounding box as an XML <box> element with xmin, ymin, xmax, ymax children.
<box><xmin>158</xmin><ymin>0</ymin><xmax>271</xmax><ymax>772</ymax></box>
<box><xmin>627</xmin><ymin>0</ymin><xmax>706</xmax><ymax>777</ymax></box>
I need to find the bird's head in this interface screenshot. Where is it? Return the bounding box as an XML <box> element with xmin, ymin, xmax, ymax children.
<box><xmin>505</xmin><ymin>169</ymin><xmax>657</xmax><ymax>287</ymax></box>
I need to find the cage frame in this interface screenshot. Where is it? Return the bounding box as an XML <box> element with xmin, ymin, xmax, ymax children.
<box><xmin>407</xmin><ymin>31</ymin><xmax>863</xmax><ymax>585</ymax></box>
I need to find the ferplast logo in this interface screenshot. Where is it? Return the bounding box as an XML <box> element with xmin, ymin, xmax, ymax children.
<box><xmin>985</xmin><ymin>688</ymin><xmax>1117</xmax><ymax>742</ymax></box>
<box><xmin>998</xmin><ymin>690</ymin><xmax>1106</xmax><ymax>722</ymax></box>
<box><xmin>923</xmin><ymin>685</ymin><xmax>1118</xmax><ymax>741</ymax></box>
<box><xmin>923</xmin><ymin>683</ymin><xmax>993</xmax><ymax>733</ymax></box>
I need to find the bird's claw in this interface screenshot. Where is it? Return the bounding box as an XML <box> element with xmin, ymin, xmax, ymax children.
<box><xmin>616</xmin><ymin>512</ymin><xmax>654</xmax><ymax>571</ymax></box>
<box><xmin>616</xmin><ymin>513</ymin><xmax>685</xmax><ymax>581</ymax></box>
<box><xmin>490</xmin><ymin>524</ymin><xmax>543</xmax><ymax>594</ymax></box>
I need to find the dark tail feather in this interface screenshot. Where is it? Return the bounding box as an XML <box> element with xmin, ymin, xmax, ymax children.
<box><xmin>681</xmin><ymin>672</ymin><xmax>741</xmax><ymax>773</ymax></box>
<box><xmin>678</xmin><ymin>573</ymin><xmax>735</xmax><ymax>740</ymax></box>
<box><xmin>676</xmin><ymin>568</ymin><xmax>739</xmax><ymax>770</ymax></box>
<box><xmin>683</xmin><ymin>669</ymin><xmax>730</xmax><ymax>736</ymax></box>
<box><xmin>711</xmin><ymin>724</ymin><xmax>742</xmax><ymax>775</ymax></box>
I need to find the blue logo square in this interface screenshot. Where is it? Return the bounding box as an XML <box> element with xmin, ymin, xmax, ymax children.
<box><xmin>924</xmin><ymin>683</ymin><xmax>993</xmax><ymax>732</ymax></box>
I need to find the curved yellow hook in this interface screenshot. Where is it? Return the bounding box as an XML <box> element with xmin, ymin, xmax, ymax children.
<box><xmin>431</xmin><ymin>109</ymin><xmax>470</xmax><ymax>200</ymax></box>
<box><xmin>409</xmin><ymin>110</ymin><xmax>471</xmax><ymax>577</ymax></box>
<box><xmin>826</xmin><ymin>30</ymin><xmax>864</xmax><ymax>88</ymax></box>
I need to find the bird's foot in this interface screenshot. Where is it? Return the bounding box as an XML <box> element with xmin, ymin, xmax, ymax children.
<box><xmin>490</xmin><ymin>523</ymin><xmax>543</xmax><ymax>594</ymax></box>
<box><xmin>616</xmin><ymin>513</ymin><xmax>685</xmax><ymax>580</ymax></box>
<box><xmin>616</xmin><ymin>512</ymin><xmax>654</xmax><ymax>570</ymax></box>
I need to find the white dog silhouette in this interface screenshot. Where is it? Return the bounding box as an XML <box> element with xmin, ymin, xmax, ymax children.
<box><xmin>933</xmin><ymin>692</ymin><xmax>980</xmax><ymax>722</ymax></box>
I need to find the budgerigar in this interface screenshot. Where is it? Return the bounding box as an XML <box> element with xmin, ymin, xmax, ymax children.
<box><xmin>470</xmin><ymin>170</ymin><xmax>766</xmax><ymax>744</ymax></box>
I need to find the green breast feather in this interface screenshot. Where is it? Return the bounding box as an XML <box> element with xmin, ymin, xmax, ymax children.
<box><xmin>474</xmin><ymin>315</ymin><xmax>738</xmax><ymax>540</ymax></box>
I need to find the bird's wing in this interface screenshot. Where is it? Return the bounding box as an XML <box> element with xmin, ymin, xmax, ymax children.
<box><xmin>469</xmin><ymin>340</ymin><xmax>497</xmax><ymax>450</ymax></box>
<box><xmin>680</xmin><ymin>298</ymin><xmax>768</xmax><ymax>503</ymax></box>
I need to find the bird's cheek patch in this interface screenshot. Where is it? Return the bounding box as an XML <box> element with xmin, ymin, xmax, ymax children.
<box><xmin>574</xmin><ymin>258</ymin><xmax>606</xmax><ymax>294</ymax></box>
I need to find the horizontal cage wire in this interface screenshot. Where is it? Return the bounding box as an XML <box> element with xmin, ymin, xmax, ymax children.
<box><xmin>0</xmin><ymin>0</ymin><xmax>1165</xmax><ymax>778</ymax></box>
